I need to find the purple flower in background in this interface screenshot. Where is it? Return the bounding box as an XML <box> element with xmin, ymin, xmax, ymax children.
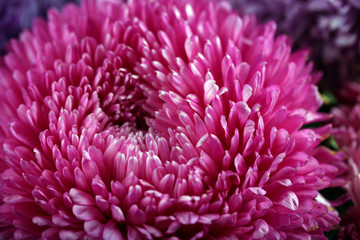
<box><xmin>230</xmin><ymin>0</ymin><xmax>360</xmax><ymax>89</ymax></box>
<box><xmin>0</xmin><ymin>0</ymin><xmax>80</xmax><ymax>54</ymax></box>
<box><xmin>332</xmin><ymin>83</ymin><xmax>360</xmax><ymax>238</ymax></box>
<box><xmin>0</xmin><ymin>0</ymin><xmax>345</xmax><ymax>239</ymax></box>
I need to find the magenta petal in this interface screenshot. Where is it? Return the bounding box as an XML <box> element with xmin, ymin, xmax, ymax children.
<box><xmin>111</xmin><ymin>205</ymin><xmax>125</xmax><ymax>223</ymax></box>
<box><xmin>32</xmin><ymin>216</ymin><xmax>52</xmax><ymax>226</ymax></box>
<box><xmin>127</xmin><ymin>205</ymin><xmax>146</xmax><ymax>225</ymax></box>
<box><xmin>278</xmin><ymin>191</ymin><xmax>299</xmax><ymax>211</ymax></box>
<box><xmin>72</xmin><ymin>205</ymin><xmax>105</xmax><ymax>221</ymax></box>
<box><xmin>9</xmin><ymin>121</ymin><xmax>38</xmax><ymax>147</ymax></box>
<box><xmin>174</xmin><ymin>211</ymin><xmax>199</xmax><ymax>225</ymax></box>
<box><xmin>69</xmin><ymin>188</ymin><xmax>95</xmax><ymax>206</ymax></box>
<box><xmin>252</xmin><ymin>219</ymin><xmax>269</xmax><ymax>239</ymax></box>
<box><xmin>143</xmin><ymin>224</ymin><xmax>163</xmax><ymax>238</ymax></box>
<box><xmin>84</xmin><ymin>220</ymin><xmax>104</xmax><ymax>238</ymax></box>
<box><xmin>59</xmin><ymin>230</ymin><xmax>84</xmax><ymax>240</ymax></box>
<box><xmin>158</xmin><ymin>174</ymin><xmax>175</xmax><ymax>194</ymax></box>
<box><xmin>103</xmin><ymin>221</ymin><xmax>124</xmax><ymax>240</ymax></box>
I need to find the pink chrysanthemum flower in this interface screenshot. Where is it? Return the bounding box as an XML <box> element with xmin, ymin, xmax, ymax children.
<box><xmin>332</xmin><ymin>82</ymin><xmax>360</xmax><ymax>238</ymax></box>
<box><xmin>0</xmin><ymin>0</ymin><xmax>344</xmax><ymax>239</ymax></box>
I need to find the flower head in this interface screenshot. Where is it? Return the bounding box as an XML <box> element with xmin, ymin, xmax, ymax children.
<box><xmin>230</xmin><ymin>0</ymin><xmax>360</xmax><ymax>89</ymax></box>
<box><xmin>0</xmin><ymin>0</ymin><xmax>343</xmax><ymax>239</ymax></box>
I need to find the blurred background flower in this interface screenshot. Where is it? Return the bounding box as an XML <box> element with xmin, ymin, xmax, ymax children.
<box><xmin>0</xmin><ymin>0</ymin><xmax>80</xmax><ymax>55</ymax></box>
<box><xmin>332</xmin><ymin>83</ymin><xmax>360</xmax><ymax>238</ymax></box>
<box><xmin>230</xmin><ymin>0</ymin><xmax>360</xmax><ymax>91</ymax></box>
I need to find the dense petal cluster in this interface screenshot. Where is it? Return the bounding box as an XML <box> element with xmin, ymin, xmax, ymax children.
<box><xmin>332</xmin><ymin>82</ymin><xmax>360</xmax><ymax>238</ymax></box>
<box><xmin>0</xmin><ymin>0</ymin><xmax>343</xmax><ymax>239</ymax></box>
<box><xmin>230</xmin><ymin>0</ymin><xmax>360</xmax><ymax>89</ymax></box>
<box><xmin>0</xmin><ymin>0</ymin><xmax>80</xmax><ymax>54</ymax></box>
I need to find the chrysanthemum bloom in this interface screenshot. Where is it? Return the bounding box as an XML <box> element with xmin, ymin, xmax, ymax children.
<box><xmin>0</xmin><ymin>0</ymin><xmax>80</xmax><ymax>55</ymax></box>
<box><xmin>332</xmin><ymin>82</ymin><xmax>360</xmax><ymax>238</ymax></box>
<box><xmin>230</xmin><ymin>0</ymin><xmax>360</xmax><ymax>90</ymax></box>
<box><xmin>0</xmin><ymin>0</ymin><xmax>345</xmax><ymax>239</ymax></box>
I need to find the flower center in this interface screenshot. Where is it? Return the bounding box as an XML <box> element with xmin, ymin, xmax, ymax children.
<box><xmin>94</xmin><ymin>53</ymin><xmax>152</xmax><ymax>131</ymax></box>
